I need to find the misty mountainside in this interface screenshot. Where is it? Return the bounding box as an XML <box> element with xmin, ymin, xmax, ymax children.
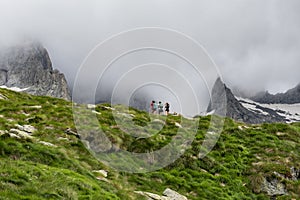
<box><xmin>0</xmin><ymin>42</ymin><xmax>70</xmax><ymax>100</ymax></box>
<box><xmin>1</xmin><ymin>88</ymin><xmax>300</xmax><ymax>199</ymax></box>
<box><xmin>207</xmin><ymin>78</ymin><xmax>300</xmax><ymax>124</ymax></box>
<box><xmin>251</xmin><ymin>83</ymin><xmax>300</xmax><ymax>104</ymax></box>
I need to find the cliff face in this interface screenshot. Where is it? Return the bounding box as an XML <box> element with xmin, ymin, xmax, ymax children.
<box><xmin>0</xmin><ymin>42</ymin><xmax>70</xmax><ymax>100</ymax></box>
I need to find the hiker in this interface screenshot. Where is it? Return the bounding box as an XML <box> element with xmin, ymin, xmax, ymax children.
<box><xmin>153</xmin><ymin>101</ymin><xmax>158</xmax><ymax>114</ymax></box>
<box><xmin>150</xmin><ymin>100</ymin><xmax>155</xmax><ymax>113</ymax></box>
<box><xmin>158</xmin><ymin>101</ymin><xmax>164</xmax><ymax>115</ymax></box>
<box><xmin>165</xmin><ymin>102</ymin><xmax>170</xmax><ymax>115</ymax></box>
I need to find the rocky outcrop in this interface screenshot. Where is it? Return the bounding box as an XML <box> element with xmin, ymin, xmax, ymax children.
<box><xmin>207</xmin><ymin>78</ymin><xmax>285</xmax><ymax>124</ymax></box>
<box><xmin>251</xmin><ymin>83</ymin><xmax>300</xmax><ymax>104</ymax></box>
<box><xmin>0</xmin><ymin>41</ymin><xmax>70</xmax><ymax>100</ymax></box>
<box><xmin>258</xmin><ymin>167</ymin><xmax>300</xmax><ymax>198</ymax></box>
<box><xmin>261</xmin><ymin>177</ymin><xmax>287</xmax><ymax>197</ymax></box>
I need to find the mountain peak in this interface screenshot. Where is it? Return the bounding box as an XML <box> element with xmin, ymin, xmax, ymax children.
<box><xmin>0</xmin><ymin>42</ymin><xmax>70</xmax><ymax>100</ymax></box>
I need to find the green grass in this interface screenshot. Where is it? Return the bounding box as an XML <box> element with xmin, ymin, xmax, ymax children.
<box><xmin>1</xmin><ymin>88</ymin><xmax>300</xmax><ymax>199</ymax></box>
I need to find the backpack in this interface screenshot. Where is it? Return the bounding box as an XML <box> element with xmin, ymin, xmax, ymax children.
<box><xmin>150</xmin><ymin>102</ymin><xmax>154</xmax><ymax>108</ymax></box>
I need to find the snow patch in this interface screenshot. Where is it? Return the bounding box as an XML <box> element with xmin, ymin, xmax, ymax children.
<box><xmin>0</xmin><ymin>85</ymin><xmax>30</xmax><ymax>92</ymax></box>
<box><xmin>205</xmin><ymin>110</ymin><xmax>215</xmax><ymax>116</ymax></box>
<box><xmin>237</xmin><ymin>97</ymin><xmax>300</xmax><ymax>123</ymax></box>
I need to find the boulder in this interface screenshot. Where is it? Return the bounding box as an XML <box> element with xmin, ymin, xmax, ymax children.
<box><xmin>163</xmin><ymin>188</ymin><xmax>188</xmax><ymax>200</ymax></box>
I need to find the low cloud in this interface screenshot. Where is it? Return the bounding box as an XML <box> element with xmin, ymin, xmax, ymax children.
<box><xmin>0</xmin><ymin>0</ymin><xmax>299</xmax><ymax>113</ymax></box>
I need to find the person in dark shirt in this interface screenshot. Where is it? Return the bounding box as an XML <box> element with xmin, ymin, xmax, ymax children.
<box><xmin>165</xmin><ymin>102</ymin><xmax>170</xmax><ymax>115</ymax></box>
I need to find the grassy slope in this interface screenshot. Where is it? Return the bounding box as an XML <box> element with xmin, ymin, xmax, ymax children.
<box><xmin>0</xmin><ymin>88</ymin><xmax>300</xmax><ymax>199</ymax></box>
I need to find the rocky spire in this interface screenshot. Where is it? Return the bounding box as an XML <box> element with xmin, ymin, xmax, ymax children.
<box><xmin>0</xmin><ymin>41</ymin><xmax>71</xmax><ymax>100</ymax></box>
<box><xmin>207</xmin><ymin>78</ymin><xmax>285</xmax><ymax>124</ymax></box>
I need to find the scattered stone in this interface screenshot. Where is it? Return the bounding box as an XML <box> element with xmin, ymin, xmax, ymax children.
<box><xmin>93</xmin><ymin>170</ymin><xmax>108</xmax><ymax>178</ymax></box>
<box><xmin>175</xmin><ymin>122</ymin><xmax>182</xmax><ymax>128</ymax></box>
<box><xmin>96</xmin><ymin>177</ymin><xmax>109</xmax><ymax>182</ymax></box>
<box><xmin>9</xmin><ymin>128</ymin><xmax>33</xmax><ymax>139</ymax></box>
<box><xmin>65</xmin><ymin>128</ymin><xmax>80</xmax><ymax>138</ymax></box>
<box><xmin>0</xmin><ymin>130</ymin><xmax>6</xmax><ymax>136</ymax></box>
<box><xmin>163</xmin><ymin>188</ymin><xmax>188</xmax><ymax>200</ymax></box>
<box><xmin>9</xmin><ymin>133</ymin><xmax>21</xmax><ymax>139</ymax></box>
<box><xmin>276</xmin><ymin>132</ymin><xmax>286</xmax><ymax>136</ymax></box>
<box><xmin>58</xmin><ymin>137</ymin><xmax>69</xmax><ymax>141</ymax></box>
<box><xmin>0</xmin><ymin>93</ymin><xmax>7</xmax><ymax>100</ymax></box>
<box><xmin>92</xmin><ymin>110</ymin><xmax>101</xmax><ymax>115</ymax></box>
<box><xmin>26</xmin><ymin>126</ymin><xmax>35</xmax><ymax>133</ymax></box>
<box><xmin>15</xmin><ymin>124</ymin><xmax>36</xmax><ymax>134</ymax></box>
<box><xmin>38</xmin><ymin>141</ymin><xmax>56</xmax><ymax>147</ymax></box>
<box><xmin>27</xmin><ymin>105</ymin><xmax>42</xmax><ymax>109</ymax></box>
<box><xmin>238</xmin><ymin>125</ymin><xmax>249</xmax><ymax>130</ymax></box>
<box><xmin>45</xmin><ymin>126</ymin><xmax>54</xmax><ymax>130</ymax></box>
<box><xmin>102</xmin><ymin>106</ymin><xmax>115</xmax><ymax>111</ymax></box>
<box><xmin>87</xmin><ymin>104</ymin><xmax>96</xmax><ymax>109</ymax></box>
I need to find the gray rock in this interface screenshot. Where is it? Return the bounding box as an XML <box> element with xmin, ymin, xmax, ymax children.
<box><xmin>163</xmin><ymin>188</ymin><xmax>188</xmax><ymax>200</ymax></box>
<box><xmin>38</xmin><ymin>141</ymin><xmax>56</xmax><ymax>147</ymax></box>
<box><xmin>15</xmin><ymin>124</ymin><xmax>36</xmax><ymax>134</ymax></box>
<box><xmin>290</xmin><ymin>167</ymin><xmax>300</xmax><ymax>181</ymax></box>
<box><xmin>261</xmin><ymin>177</ymin><xmax>287</xmax><ymax>196</ymax></box>
<box><xmin>0</xmin><ymin>41</ymin><xmax>70</xmax><ymax>100</ymax></box>
<box><xmin>0</xmin><ymin>92</ymin><xmax>7</xmax><ymax>100</ymax></box>
<box><xmin>93</xmin><ymin>170</ymin><xmax>108</xmax><ymax>177</ymax></box>
<box><xmin>0</xmin><ymin>130</ymin><xmax>6</xmax><ymax>136</ymax></box>
<box><xmin>9</xmin><ymin>128</ymin><xmax>33</xmax><ymax>139</ymax></box>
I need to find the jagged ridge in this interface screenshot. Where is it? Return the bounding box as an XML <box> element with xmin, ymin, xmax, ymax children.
<box><xmin>251</xmin><ymin>83</ymin><xmax>300</xmax><ymax>104</ymax></box>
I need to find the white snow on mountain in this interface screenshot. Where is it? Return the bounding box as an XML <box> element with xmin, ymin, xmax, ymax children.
<box><xmin>237</xmin><ymin>97</ymin><xmax>300</xmax><ymax>123</ymax></box>
<box><xmin>0</xmin><ymin>85</ymin><xmax>29</xmax><ymax>92</ymax></box>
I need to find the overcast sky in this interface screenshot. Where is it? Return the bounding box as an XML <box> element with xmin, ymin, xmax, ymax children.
<box><xmin>0</xmin><ymin>0</ymin><xmax>300</xmax><ymax>99</ymax></box>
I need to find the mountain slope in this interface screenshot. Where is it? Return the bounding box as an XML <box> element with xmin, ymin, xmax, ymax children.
<box><xmin>1</xmin><ymin>88</ymin><xmax>300</xmax><ymax>199</ymax></box>
<box><xmin>0</xmin><ymin>41</ymin><xmax>71</xmax><ymax>100</ymax></box>
<box><xmin>251</xmin><ymin>83</ymin><xmax>300</xmax><ymax>104</ymax></box>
